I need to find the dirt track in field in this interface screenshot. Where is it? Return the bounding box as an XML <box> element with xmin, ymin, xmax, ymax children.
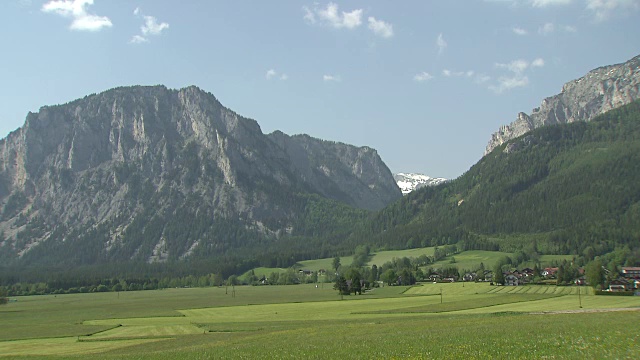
<box><xmin>530</xmin><ymin>307</ymin><xmax>640</xmax><ymax>315</ymax></box>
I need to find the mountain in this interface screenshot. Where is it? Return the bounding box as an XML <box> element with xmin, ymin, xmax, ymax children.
<box><xmin>359</xmin><ymin>100</ymin><xmax>640</xmax><ymax>259</ymax></box>
<box><xmin>0</xmin><ymin>85</ymin><xmax>401</xmax><ymax>267</ymax></box>
<box><xmin>485</xmin><ymin>54</ymin><xmax>640</xmax><ymax>155</ymax></box>
<box><xmin>394</xmin><ymin>173</ymin><xmax>447</xmax><ymax>195</ymax></box>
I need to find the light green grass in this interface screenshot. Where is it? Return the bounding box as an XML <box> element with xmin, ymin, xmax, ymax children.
<box><xmin>0</xmin><ymin>337</ymin><xmax>164</xmax><ymax>357</ymax></box>
<box><xmin>243</xmin><ymin>256</ymin><xmax>355</xmax><ymax>276</ymax></box>
<box><xmin>3</xmin><ymin>281</ymin><xmax>639</xmax><ymax>359</ymax></box>
<box><xmin>431</xmin><ymin>250</ymin><xmax>513</xmax><ymax>270</ymax></box>
<box><xmin>537</xmin><ymin>254</ymin><xmax>575</xmax><ymax>265</ymax></box>
<box><xmin>92</xmin><ymin>310</ymin><xmax>639</xmax><ymax>360</ymax></box>
<box><xmin>240</xmin><ymin>266</ymin><xmax>288</xmax><ymax>279</ymax></box>
<box><xmin>250</xmin><ymin>249</ymin><xmax>573</xmax><ymax>277</ymax></box>
<box><xmin>0</xmin><ymin>284</ymin><xmax>376</xmax><ymax>341</ymax></box>
<box><xmin>297</xmin><ymin>256</ymin><xmax>353</xmax><ymax>271</ymax></box>
<box><xmin>368</xmin><ymin>247</ymin><xmax>436</xmax><ymax>266</ymax></box>
<box><xmin>406</xmin><ymin>282</ymin><xmax>594</xmax><ymax>296</ymax></box>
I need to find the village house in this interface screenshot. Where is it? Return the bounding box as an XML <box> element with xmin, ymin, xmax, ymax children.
<box><xmin>505</xmin><ymin>273</ymin><xmax>519</xmax><ymax>286</ymax></box>
<box><xmin>608</xmin><ymin>279</ymin><xmax>628</xmax><ymax>292</ymax></box>
<box><xmin>621</xmin><ymin>267</ymin><xmax>640</xmax><ymax>279</ymax></box>
<box><xmin>484</xmin><ymin>270</ymin><xmax>493</xmax><ymax>282</ymax></box>
<box><xmin>463</xmin><ymin>272</ymin><xmax>477</xmax><ymax>282</ymax></box>
<box><xmin>542</xmin><ymin>267</ymin><xmax>558</xmax><ymax>278</ymax></box>
<box><xmin>298</xmin><ymin>270</ymin><xmax>313</xmax><ymax>277</ymax></box>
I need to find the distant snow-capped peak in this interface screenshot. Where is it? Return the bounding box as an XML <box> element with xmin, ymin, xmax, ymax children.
<box><xmin>394</xmin><ymin>173</ymin><xmax>447</xmax><ymax>195</ymax></box>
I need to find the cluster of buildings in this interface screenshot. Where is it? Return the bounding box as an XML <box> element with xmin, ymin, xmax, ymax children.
<box><xmin>610</xmin><ymin>267</ymin><xmax>640</xmax><ymax>292</ymax></box>
<box><xmin>434</xmin><ymin>266</ymin><xmax>640</xmax><ymax>292</ymax></box>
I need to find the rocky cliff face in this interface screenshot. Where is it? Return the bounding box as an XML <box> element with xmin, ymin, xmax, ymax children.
<box><xmin>485</xmin><ymin>54</ymin><xmax>640</xmax><ymax>155</ymax></box>
<box><xmin>267</xmin><ymin>132</ymin><xmax>400</xmax><ymax>210</ymax></box>
<box><xmin>0</xmin><ymin>85</ymin><xmax>401</xmax><ymax>264</ymax></box>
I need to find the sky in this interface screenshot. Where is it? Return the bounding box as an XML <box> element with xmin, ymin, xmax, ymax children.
<box><xmin>1</xmin><ymin>1</ymin><xmax>639</xmax><ymax>179</ymax></box>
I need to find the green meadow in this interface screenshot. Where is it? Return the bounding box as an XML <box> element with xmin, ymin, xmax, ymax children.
<box><xmin>287</xmin><ymin>248</ymin><xmax>575</xmax><ymax>275</ymax></box>
<box><xmin>1</xmin><ymin>282</ymin><xmax>639</xmax><ymax>359</ymax></box>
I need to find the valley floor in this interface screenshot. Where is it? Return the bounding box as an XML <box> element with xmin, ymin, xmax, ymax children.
<box><xmin>1</xmin><ymin>283</ymin><xmax>638</xmax><ymax>359</ymax></box>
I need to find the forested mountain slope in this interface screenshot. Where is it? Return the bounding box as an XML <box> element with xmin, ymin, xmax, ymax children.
<box><xmin>357</xmin><ymin>100</ymin><xmax>640</xmax><ymax>258</ymax></box>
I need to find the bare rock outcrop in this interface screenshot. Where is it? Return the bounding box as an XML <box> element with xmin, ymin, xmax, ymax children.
<box><xmin>486</xmin><ymin>54</ymin><xmax>640</xmax><ymax>155</ymax></box>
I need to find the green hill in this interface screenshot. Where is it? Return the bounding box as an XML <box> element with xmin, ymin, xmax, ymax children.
<box><xmin>357</xmin><ymin>100</ymin><xmax>640</xmax><ymax>261</ymax></box>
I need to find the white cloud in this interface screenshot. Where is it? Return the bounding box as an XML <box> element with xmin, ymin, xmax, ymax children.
<box><xmin>265</xmin><ymin>69</ymin><xmax>288</xmax><ymax>81</ymax></box>
<box><xmin>538</xmin><ymin>22</ymin><xmax>555</xmax><ymax>35</ymax></box>
<box><xmin>474</xmin><ymin>74</ymin><xmax>491</xmax><ymax>84</ymax></box>
<box><xmin>490</xmin><ymin>57</ymin><xmax>543</xmax><ymax>93</ymax></box>
<box><xmin>141</xmin><ymin>15</ymin><xmax>169</xmax><ymax>36</ymax></box>
<box><xmin>129</xmin><ymin>35</ymin><xmax>147</xmax><ymax>44</ymax></box>
<box><xmin>367</xmin><ymin>17</ymin><xmax>393</xmax><ymax>38</ymax></box>
<box><xmin>496</xmin><ymin>59</ymin><xmax>530</xmax><ymax>74</ymax></box>
<box><xmin>531</xmin><ymin>0</ymin><xmax>573</xmax><ymax>7</ymax></box>
<box><xmin>436</xmin><ymin>33</ymin><xmax>447</xmax><ymax>55</ymax></box>
<box><xmin>41</xmin><ymin>0</ymin><xmax>112</xmax><ymax>31</ymax></box>
<box><xmin>440</xmin><ymin>69</ymin><xmax>480</xmax><ymax>82</ymax></box>
<box><xmin>306</xmin><ymin>3</ymin><xmax>363</xmax><ymax>29</ymax></box>
<box><xmin>266</xmin><ymin>69</ymin><xmax>277</xmax><ymax>80</ymax></box>
<box><xmin>303</xmin><ymin>6</ymin><xmax>316</xmax><ymax>24</ymax></box>
<box><xmin>442</xmin><ymin>69</ymin><xmax>466</xmax><ymax>77</ymax></box>
<box><xmin>531</xmin><ymin>58</ymin><xmax>545</xmax><ymax>67</ymax></box>
<box><xmin>512</xmin><ymin>27</ymin><xmax>528</xmax><ymax>35</ymax></box>
<box><xmin>586</xmin><ymin>0</ymin><xmax>640</xmax><ymax>22</ymax></box>
<box><xmin>130</xmin><ymin>8</ymin><xmax>169</xmax><ymax>44</ymax></box>
<box><xmin>487</xmin><ymin>0</ymin><xmax>574</xmax><ymax>8</ymax></box>
<box><xmin>323</xmin><ymin>74</ymin><xmax>341</xmax><ymax>82</ymax></box>
<box><xmin>489</xmin><ymin>76</ymin><xmax>530</xmax><ymax>94</ymax></box>
<box><xmin>413</xmin><ymin>72</ymin><xmax>433</xmax><ymax>82</ymax></box>
<box><xmin>538</xmin><ymin>22</ymin><xmax>577</xmax><ymax>35</ymax></box>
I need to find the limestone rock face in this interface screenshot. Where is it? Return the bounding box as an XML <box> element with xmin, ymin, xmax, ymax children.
<box><xmin>267</xmin><ymin>132</ymin><xmax>401</xmax><ymax>210</ymax></box>
<box><xmin>485</xmin><ymin>54</ymin><xmax>640</xmax><ymax>155</ymax></box>
<box><xmin>0</xmin><ymin>85</ymin><xmax>401</xmax><ymax>263</ymax></box>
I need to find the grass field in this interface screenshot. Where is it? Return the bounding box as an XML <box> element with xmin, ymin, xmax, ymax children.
<box><xmin>1</xmin><ymin>283</ymin><xmax>638</xmax><ymax>358</ymax></box>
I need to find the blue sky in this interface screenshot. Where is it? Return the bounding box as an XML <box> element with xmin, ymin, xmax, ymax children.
<box><xmin>1</xmin><ymin>0</ymin><xmax>639</xmax><ymax>179</ymax></box>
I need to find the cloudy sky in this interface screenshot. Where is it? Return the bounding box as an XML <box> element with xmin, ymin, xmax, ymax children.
<box><xmin>1</xmin><ymin>0</ymin><xmax>639</xmax><ymax>179</ymax></box>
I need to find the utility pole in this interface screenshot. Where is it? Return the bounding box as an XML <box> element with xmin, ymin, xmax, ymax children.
<box><xmin>440</xmin><ymin>287</ymin><xmax>443</xmax><ymax>304</ymax></box>
<box><xmin>578</xmin><ymin>285</ymin><xmax>582</xmax><ymax>308</ymax></box>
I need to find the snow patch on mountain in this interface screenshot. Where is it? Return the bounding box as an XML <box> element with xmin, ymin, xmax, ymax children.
<box><xmin>394</xmin><ymin>173</ymin><xmax>447</xmax><ymax>195</ymax></box>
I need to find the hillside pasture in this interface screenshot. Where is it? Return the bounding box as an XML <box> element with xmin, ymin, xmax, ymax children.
<box><xmin>297</xmin><ymin>255</ymin><xmax>353</xmax><ymax>271</ymax></box>
<box><xmin>430</xmin><ymin>250</ymin><xmax>513</xmax><ymax>270</ymax></box>
<box><xmin>367</xmin><ymin>246</ymin><xmax>436</xmax><ymax>266</ymax></box>
<box><xmin>248</xmin><ymin>249</ymin><xmax>575</xmax><ymax>279</ymax></box>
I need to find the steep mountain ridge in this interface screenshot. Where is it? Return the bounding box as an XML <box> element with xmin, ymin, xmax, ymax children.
<box><xmin>0</xmin><ymin>85</ymin><xmax>401</xmax><ymax>265</ymax></box>
<box><xmin>485</xmin><ymin>54</ymin><xmax>640</xmax><ymax>155</ymax></box>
